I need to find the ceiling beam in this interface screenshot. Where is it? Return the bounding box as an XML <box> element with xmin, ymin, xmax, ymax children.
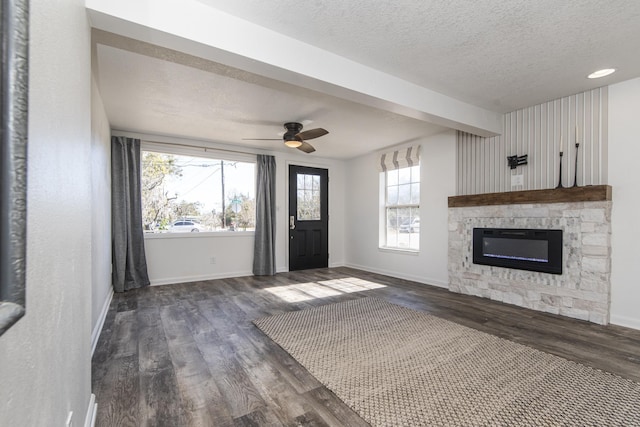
<box><xmin>86</xmin><ymin>0</ymin><xmax>503</xmax><ymax>137</ymax></box>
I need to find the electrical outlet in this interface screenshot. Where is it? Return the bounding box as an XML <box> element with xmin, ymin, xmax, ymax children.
<box><xmin>209</xmin><ymin>257</ymin><xmax>216</xmax><ymax>265</ymax></box>
<box><xmin>65</xmin><ymin>411</ymin><xmax>73</xmax><ymax>427</ymax></box>
<box><xmin>511</xmin><ymin>174</ymin><xmax>524</xmax><ymax>187</ymax></box>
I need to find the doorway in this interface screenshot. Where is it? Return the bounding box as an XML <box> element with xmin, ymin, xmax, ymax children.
<box><xmin>288</xmin><ymin>165</ymin><xmax>329</xmax><ymax>271</ymax></box>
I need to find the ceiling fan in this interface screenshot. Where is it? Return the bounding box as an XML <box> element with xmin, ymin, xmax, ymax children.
<box><xmin>243</xmin><ymin>122</ymin><xmax>329</xmax><ymax>153</ymax></box>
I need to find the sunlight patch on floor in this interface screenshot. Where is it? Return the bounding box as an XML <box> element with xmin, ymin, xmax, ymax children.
<box><xmin>264</xmin><ymin>277</ymin><xmax>386</xmax><ymax>303</ymax></box>
<box><xmin>295</xmin><ymin>282</ymin><xmax>343</xmax><ymax>298</ymax></box>
<box><xmin>264</xmin><ymin>285</ymin><xmax>315</xmax><ymax>302</ymax></box>
<box><xmin>319</xmin><ymin>278</ymin><xmax>387</xmax><ymax>293</ymax></box>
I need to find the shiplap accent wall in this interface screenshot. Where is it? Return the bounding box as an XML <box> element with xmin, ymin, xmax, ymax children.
<box><xmin>457</xmin><ymin>87</ymin><xmax>608</xmax><ymax>195</ymax></box>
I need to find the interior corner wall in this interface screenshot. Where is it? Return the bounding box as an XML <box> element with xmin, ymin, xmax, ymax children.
<box><xmin>344</xmin><ymin>130</ymin><xmax>457</xmax><ymax>287</ymax></box>
<box><xmin>608</xmin><ymin>77</ymin><xmax>640</xmax><ymax>330</ymax></box>
<box><xmin>90</xmin><ymin>76</ymin><xmax>113</xmax><ymax>346</ymax></box>
<box><xmin>0</xmin><ymin>0</ymin><xmax>94</xmax><ymax>426</ymax></box>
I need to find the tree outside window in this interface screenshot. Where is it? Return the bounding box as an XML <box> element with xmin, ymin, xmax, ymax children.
<box><xmin>141</xmin><ymin>150</ymin><xmax>255</xmax><ymax>233</ymax></box>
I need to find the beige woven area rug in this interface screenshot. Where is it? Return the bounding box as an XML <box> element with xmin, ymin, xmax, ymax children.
<box><xmin>253</xmin><ymin>297</ymin><xmax>640</xmax><ymax>426</ymax></box>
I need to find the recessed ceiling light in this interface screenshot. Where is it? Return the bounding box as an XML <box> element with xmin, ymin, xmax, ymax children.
<box><xmin>588</xmin><ymin>68</ymin><xmax>616</xmax><ymax>79</ymax></box>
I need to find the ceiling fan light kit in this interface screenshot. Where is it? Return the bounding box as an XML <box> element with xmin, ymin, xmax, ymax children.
<box><xmin>243</xmin><ymin>122</ymin><xmax>329</xmax><ymax>154</ymax></box>
<box><xmin>284</xmin><ymin>139</ymin><xmax>303</xmax><ymax>148</ymax></box>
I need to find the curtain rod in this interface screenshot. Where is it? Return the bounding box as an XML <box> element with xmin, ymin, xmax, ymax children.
<box><xmin>111</xmin><ymin>130</ymin><xmax>264</xmax><ymax>156</ymax></box>
<box><xmin>141</xmin><ymin>139</ymin><xmax>259</xmax><ymax>157</ymax></box>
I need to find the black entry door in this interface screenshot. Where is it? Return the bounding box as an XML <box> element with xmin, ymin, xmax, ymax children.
<box><xmin>289</xmin><ymin>165</ymin><xmax>329</xmax><ymax>271</ymax></box>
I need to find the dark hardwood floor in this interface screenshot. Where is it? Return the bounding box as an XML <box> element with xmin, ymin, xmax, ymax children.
<box><xmin>92</xmin><ymin>267</ymin><xmax>640</xmax><ymax>426</ymax></box>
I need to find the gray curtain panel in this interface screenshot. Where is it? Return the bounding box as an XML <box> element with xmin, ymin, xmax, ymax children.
<box><xmin>253</xmin><ymin>154</ymin><xmax>277</xmax><ymax>275</ymax></box>
<box><xmin>111</xmin><ymin>136</ymin><xmax>150</xmax><ymax>292</ymax></box>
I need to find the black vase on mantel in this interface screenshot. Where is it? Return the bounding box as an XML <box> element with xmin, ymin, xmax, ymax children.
<box><xmin>556</xmin><ymin>151</ymin><xmax>564</xmax><ymax>189</ymax></box>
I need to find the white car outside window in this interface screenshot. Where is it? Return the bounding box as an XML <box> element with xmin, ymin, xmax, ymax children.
<box><xmin>169</xmin><ymin>220</ymin><xmax>205</xmax><ymax>233</ymax></box>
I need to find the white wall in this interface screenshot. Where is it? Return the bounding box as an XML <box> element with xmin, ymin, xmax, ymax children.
<box><xmin>0</xmin><ymin>0</ymin><xmax>94</xmax><ymax>425</ymax></box>
<box><xmin>345</xmin><ymin>130</ymin><xmax>457</xmax><ymax>287</ymax></box>
<box><xmin>90</xmin><ymin>77</ymin><xmax>113</xmax><ymax>352</ymax></box>
<box><xmin>136</xmin><ymin>137</ymin><xmax>346</xmax><ymax>285</ymax></box>
<box><xmin>145</xmin><ymin>233</ymin><xmax>255</xmax><ymax>285</ymax></box>
<box><xmin>609</xmin><ymin>77</ymin><xmax>640</xmax><ymax>329</ymax></box>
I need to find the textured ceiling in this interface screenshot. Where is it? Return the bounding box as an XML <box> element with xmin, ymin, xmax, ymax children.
<box><xmin>198</xmin><ymin>0</ymin><xmax>640</xmax><ymax>112</ymax></box>
<box><xmin>94</xmin><ymin>32</ymin><xmax>446</xmax><ymax>159</ymax></box>
<box><xmin>93</xmin><ymin>1</ymin><xmax>640</xmax><ymax>158</ymax></box>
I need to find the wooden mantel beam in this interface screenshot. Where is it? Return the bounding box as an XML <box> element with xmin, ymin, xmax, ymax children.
<box><xmin>448</xmin><ymin>185</ymin><xmax>612</xmax><ymax>208</ymax></box>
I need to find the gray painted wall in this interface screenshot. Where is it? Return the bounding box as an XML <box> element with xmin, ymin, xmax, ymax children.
<box><xmin>91</xmin><ymin>77</ymin><xmax>113</xmax><ymax>350</ymax></box>
<box><xmin>0</xmin><ymin>0</ymin><xmax>94</xmax><ymax>425</ymax></box>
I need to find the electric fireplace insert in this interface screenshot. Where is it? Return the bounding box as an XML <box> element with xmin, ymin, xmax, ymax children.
<box><xmin>473</xmin><ymin>228</ymin><xmax>563</xmax><ymax>274</ymax></box>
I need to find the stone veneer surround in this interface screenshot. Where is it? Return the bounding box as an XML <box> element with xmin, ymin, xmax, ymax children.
<box><xmin>448</xmin><ymin>200</ymin><xmax>611</xmax><ymax>325</ymax></box>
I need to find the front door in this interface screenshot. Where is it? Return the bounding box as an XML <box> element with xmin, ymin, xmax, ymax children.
<box><xmin>288</xmin><ymin>165</ymin><xmax>329</xmax><ymax>271</ymax></box>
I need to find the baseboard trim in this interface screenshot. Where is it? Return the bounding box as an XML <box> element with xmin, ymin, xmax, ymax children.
<box><xmin>84</xmin><ymin>393</ymin><xmax>97</xmax><ymax>427</ymax></box>
<box><xmin>344</xmin><ymin>263</ymin><xmax>449</xmax><ymax>289</ymax></box>
<box><xmin>91</xmin><ymin>288</ymin><xmax>113</xmax><ymax>356</ymax></box>
<box><xmin>150</xmin><ymin>270</ymin><xmax>253</xmax><ymax>286</ymax></box>
<box><xmin>148</xmin><ymin>265</ymin><xmax>449</xmax><ymax>289</ymax></box>
<box><xmin>610</xmin><ymin>314</ymin><xmax>640</xmax><ymax>331</ymax></box>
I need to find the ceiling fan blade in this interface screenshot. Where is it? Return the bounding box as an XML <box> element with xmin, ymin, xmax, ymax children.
<box><xmin>297</xmin><ymin>128</ymin><xmax>328</xmax><ymax>140</ymax></box>
<box><xmin>241</xmin><ymin>138</ymin><xmax>281</xmax><ymax>141</ymax></box>
<box><xmin>297</xmin><ymin>141</ymin><xmax>316</xmax><ymax>153</ymax></box>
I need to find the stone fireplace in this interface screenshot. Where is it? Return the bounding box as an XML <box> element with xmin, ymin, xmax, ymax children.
<box><xmin>448</xmin><ymin>186</ymin><xmax>612</xmax><ymax>325</ymax></box>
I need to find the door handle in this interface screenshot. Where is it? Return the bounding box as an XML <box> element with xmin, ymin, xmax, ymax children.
<box><xmin>290</xmin><ymin>215</ymin><xmax>296</xmax><ymax>230</ymax></box>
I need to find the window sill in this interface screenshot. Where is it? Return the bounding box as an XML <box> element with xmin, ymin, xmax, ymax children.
<box><xmin>378</xmin><ymin>246</ymin><xmax>419</xmax><ymax>255</ymax></box>
<box><xmin>144</xmin><ymin>231</ymin><xmax>254</xmax><ymax>240</ymax></box>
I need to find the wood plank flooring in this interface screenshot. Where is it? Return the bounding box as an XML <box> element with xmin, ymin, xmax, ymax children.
<box><xmin>92</xmin><ymin>267</ymin><xmax>640</xmax><ymax>426</ymax></box>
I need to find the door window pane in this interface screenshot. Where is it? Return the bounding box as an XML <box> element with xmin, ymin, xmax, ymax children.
<box><xmin>297</xmin><ymin>173</ymin><xmax>321</xmax><ymax>220</ymax></box>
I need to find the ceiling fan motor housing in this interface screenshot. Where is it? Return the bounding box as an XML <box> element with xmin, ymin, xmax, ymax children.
<box><xmin>283</xmin><ymin>122</ymin><xmax>304</xmax><ymax>142</ymax></box>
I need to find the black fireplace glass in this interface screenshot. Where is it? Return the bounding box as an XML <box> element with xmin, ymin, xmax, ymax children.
<box><xmin>483</xmin><ymin>237</ymin><xmax>548</xmax><ymax>262</ymax></box>
<box><xmin>473</xmin><ymin>228</ymin><xmax>562</xmax><ymax>274</ymax></box>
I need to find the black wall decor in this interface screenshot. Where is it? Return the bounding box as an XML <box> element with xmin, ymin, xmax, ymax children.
<box><xmin>507</xmin><ymin>154</ymin><xmax>528</xmax><ymax>169</ymax></box>
<box><xmin>0</xmin><ymin>0</ymin><xmax>29</xmax><ymax>336</ymax></box>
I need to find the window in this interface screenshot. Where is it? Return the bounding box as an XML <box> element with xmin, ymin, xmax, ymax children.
<box><xmin>141</xmin><ymin>148</ymin><xmax>255</xmax><ymax>233</ymax></box>
<box><xmin>378</xmin><ymin>145</ymin><xmax>421</xmax><ymax>251</ymax></box>
<box><xmin>383</xmin><ymin>165</ymin><xmax>420</xmax><ymax>250</ymax></box>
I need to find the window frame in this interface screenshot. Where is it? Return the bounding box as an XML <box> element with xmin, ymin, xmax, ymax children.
<box><xmin>140</xmin><ymin>141</ymin><xmax>257</xmax><ymax>238</ymax></box>
<box><xmin>379</xmin><ymin>164</ymin><xmax>421</xmax><ymax>252</ymax></box>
